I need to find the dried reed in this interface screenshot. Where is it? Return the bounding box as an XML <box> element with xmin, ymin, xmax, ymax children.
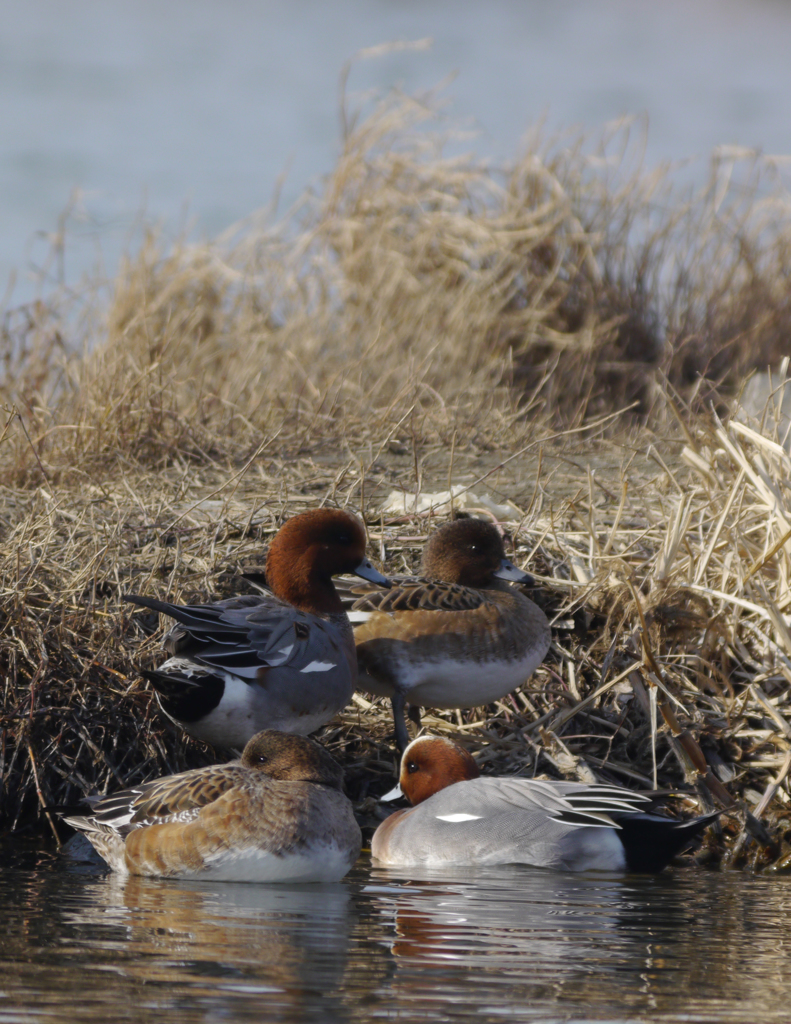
<box><xmin>2</xmin><ymin>93</ymin><xmax>791</xmax><ymax>867</ymax></box>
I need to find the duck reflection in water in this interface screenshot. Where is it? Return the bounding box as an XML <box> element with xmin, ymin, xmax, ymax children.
<box><xmin>63</xmin><ymin>872</ymin><xmax>355</xmax><ymax>1018</ymax></box>
<box><xmin>361</xmin><ymin>865</ymin><xmax>735</xmax><ymax>1019</ymax></box>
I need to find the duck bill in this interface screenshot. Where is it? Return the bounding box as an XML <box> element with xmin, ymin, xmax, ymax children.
<box><xmin>380</xmin><ymin>782</ymin><xmax>404</xmax><ymax>802</ymax></box>
<box><xmin>493</xmin><ymin>558</ymin><xmax>534</xmax><ymax>585</ymax></box>
<box><xmin>353</xmin><ymin>558</ymin><xmax>392</xmax><ymax>588</ymax></box>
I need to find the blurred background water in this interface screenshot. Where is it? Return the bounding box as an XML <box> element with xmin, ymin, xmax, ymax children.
<box><xmin>2</xmin><ymin>0</ymin><xmax>791</xmax><ymax>305</ymax></box>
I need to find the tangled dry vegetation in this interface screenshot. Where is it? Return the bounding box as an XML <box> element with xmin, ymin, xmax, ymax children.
<box><xmin>2</xmin><ymin>92</ymin><xmax>791</xmax><ymax>868</ymax></box>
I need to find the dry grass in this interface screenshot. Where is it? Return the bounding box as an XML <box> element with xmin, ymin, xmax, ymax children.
<box><xmin>3</xmin><ymin>95</ymin><xmax>791</xmax><ymax>482</ymax></box>
<box><xmin>2</xmin><ymin>91</ymin><xmax>791</xmax><ymax>867</ymax></box>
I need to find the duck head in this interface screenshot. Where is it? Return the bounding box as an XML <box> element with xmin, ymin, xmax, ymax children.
<box><xmin>396</xmin><ymin>735</ymin><xmax>481</xmax><ymax>805</ymax></box>
<box><xmin>266</xmin><ymin>508</ymin><xmax>390</xmax><ymax>612</ymax></box>
<box><xmin>241</xmin><ymin>730</ymin><xmax>345</xmax><ymax>790</ymax></box>
<box><xmin>421</xmin><ymin>518</ymin><xmax>532</xmax><ymax>589</ymax></box>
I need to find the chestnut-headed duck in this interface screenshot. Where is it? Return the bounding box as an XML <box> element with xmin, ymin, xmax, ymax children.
<box><xmin>126</xmin><ymin>509</ymin><xmax>391</xmax><ymax>751</ymax></box>
<box><xmin>63</xmin><ymin>731</ymin><xmax>362</xmax><ymax>883</ymax></box>
<box><xmin>342</xmin><ymin>518</ymin><xmax>550</xmax><ymax>751</ymax></box>
<box><xmin>371</xmin><ymin>736</ymin><xmax>718</xmax><ymax>873</ymax></box>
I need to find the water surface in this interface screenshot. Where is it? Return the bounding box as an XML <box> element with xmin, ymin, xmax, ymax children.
<box><xmin>2</xmin><ymin>840</ymin><xmax>789</xmax><ymax>1023</ymax></box>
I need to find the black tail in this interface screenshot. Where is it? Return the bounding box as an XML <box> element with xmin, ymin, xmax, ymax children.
<box><xmin>618</xmin><ymin>810</ymin><xmax>720</xmax><ymax>873</ymax></box>
<box><xmin>140</xmin><ymin>666</ymin><xmax>225</xmax><ymax>723</ymax></box>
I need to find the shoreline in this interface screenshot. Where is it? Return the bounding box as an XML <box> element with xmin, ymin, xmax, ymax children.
<box><xmin>1</xmin><ymin>428</ymin><xmax>790</xmax><ymax>871</ymax></box>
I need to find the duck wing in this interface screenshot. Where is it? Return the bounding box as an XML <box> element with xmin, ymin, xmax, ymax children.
<box><xmin>66</xmin><ymin>764</ymin><xmax>249</xmax><ymax>836</ymax></box>
<box><xmin>339</xmin><ymin>575</ymin><xmax>486</xmax><ymax>619</ymax></box>
<box><xmin>434</xmin><ymin>777</ymin><xmax>652</xmax><ymax>829</ymax></box>
<box><xmin>125</xmin><ymin>593</ymin><xmax>349</xmax><ymax>681</ymax></box>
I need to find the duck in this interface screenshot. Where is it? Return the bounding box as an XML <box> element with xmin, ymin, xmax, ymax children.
<box><xmin>62</xmin><ymin>731</ymin><xmax>362</xmax><ymax>882</ymax></box>
<box><xmin>126</xmin><ymin>508</ymin><xmax>391</xmax><ymax>750</ymax></box>
<box><xmin>342</xmin><ymin>517</ymin><xmax>551</xmax><ymax>751</ymax></box>
<box><xmin>371</xmin><ymin>736</ymin><xmax>719</xmax><ymax>873</ymax></box>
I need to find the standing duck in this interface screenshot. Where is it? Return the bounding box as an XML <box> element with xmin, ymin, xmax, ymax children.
<box><xmin>344</xmin><ymin>518</ymin><xmax>550</xmax><ymax>751</ymax></box>
<box><xmin>126</xmin><ymin>508</ymin><xmax>390</xmax><ymax>750</ymax></box>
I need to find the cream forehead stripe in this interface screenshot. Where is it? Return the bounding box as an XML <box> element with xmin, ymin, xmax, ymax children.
<box><xmin>402</xmin><ymin>735</ymin><xmax>458</xmax><ymax>755</ymax></box>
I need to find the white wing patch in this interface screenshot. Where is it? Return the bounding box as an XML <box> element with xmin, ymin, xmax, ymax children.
<box><xmin>347</xmin><ymin>611</ymin><xmax>372</xmax><ymax>624</ymax></box>
<box><xmin>435</xmin><ymin>813</ymin><xmax>484</xmax><ymax>823</ymax></box>
<box><xmin>300</xmin><ymin>660</ymin><xmax>336</xmax><ymax>673</ymax></box>
<box><xmin>276</xmin><ymin>644</ymin><xmax>294</xmax><ymax>657</ymax></box>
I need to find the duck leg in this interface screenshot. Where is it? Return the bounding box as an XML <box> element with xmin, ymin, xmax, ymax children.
<box><xmin>391</xmin><ymin>692</ymin><xmax>411</xmax><ymax>754</ymax></box>
<box><xmin>407</xmin><ymin>704</ymin><xmax>422</xmax><ymax>727</ymax></box>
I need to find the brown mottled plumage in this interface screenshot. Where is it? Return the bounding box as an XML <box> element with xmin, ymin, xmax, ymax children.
<box><xmin>342</xmin><ymin>519</ymin><xmax>551</xmax><ymax>751</ymax></box>
<box><xmin>63</xmin><ymin>731</ymin><xmax>362</xmax><ymax>883</ymax></box>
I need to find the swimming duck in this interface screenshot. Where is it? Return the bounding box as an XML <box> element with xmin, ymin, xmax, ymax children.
<box><xmin>126</xmin><ymin>508</ymin><xmax>390</xmax><ymax>750</ymax></box>
<box><xmin>371</xmin><ymin>736</ymin><xmax>718</xmax><ymax>873</ymax></box>
<box><xmin>343</xmin><ymin>518</ymin><xmax>551</xmax><ymax>751</ymax></box>
<box><xmin>63</xmin><ymin>731</ymin><xmax>362</xmax><ymax>882</ymax></box>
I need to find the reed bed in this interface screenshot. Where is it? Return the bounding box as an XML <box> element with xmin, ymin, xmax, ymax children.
<box><xmin>2</xmin><ymin>92</ymin><xmax>791</xmax><ymax>867</ymax></box>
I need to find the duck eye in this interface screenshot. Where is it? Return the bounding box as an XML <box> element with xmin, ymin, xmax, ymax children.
<box><xmin>469</xmin><ymin>544</ymin><xmax>478</xmax><ymax>553</ymax></box>
<box><xmin>255</xmin><ymin>754</ymin><xmax>268</xmax><ymax>765</ymax></box>
<box><xmin>406</xmin><ymin>761</ymin><xmax>419</xmax><ymax>774</ymax></box>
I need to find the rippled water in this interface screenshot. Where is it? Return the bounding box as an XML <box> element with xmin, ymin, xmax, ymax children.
<box><xmin>2</xmin><ymin>839</ymin><xmax>790</xmax><ymax>1023</ymax></box>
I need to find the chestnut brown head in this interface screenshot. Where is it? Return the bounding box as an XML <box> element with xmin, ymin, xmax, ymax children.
<box><xmin>399</xmin><ymin>735</ymin><xmax>480</xmax><ymax>806</ymax></box>
<box><xmin>266</xmin><ymin>509</ymin><xmax>389</xmax><ymax>612</ymax></box>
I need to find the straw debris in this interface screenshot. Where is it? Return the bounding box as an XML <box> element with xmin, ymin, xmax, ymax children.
<box><xmin>2</xmin><ymin>92</ymin><xmax>791</xmax><ymax>868</ymax></box>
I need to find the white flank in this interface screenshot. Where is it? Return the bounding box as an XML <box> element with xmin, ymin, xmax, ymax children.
<box><xmin>376</xmin><ymin>648</ymin><xmax>549</xmax><ymax>708</ymax></box>
<box><xmin>435</xmin><ymin>813</ymin><xmax>483</xmax><ymax>823</ymax></box>
<box><xmin>300</xmin><ymin>660</ymin><xmax>336</xmax><ymax>673</ymax></box>
<box><xmin>347</xmin><ymin>610</ymin><xmax>372</xmax><ymax>624</ymax></box>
